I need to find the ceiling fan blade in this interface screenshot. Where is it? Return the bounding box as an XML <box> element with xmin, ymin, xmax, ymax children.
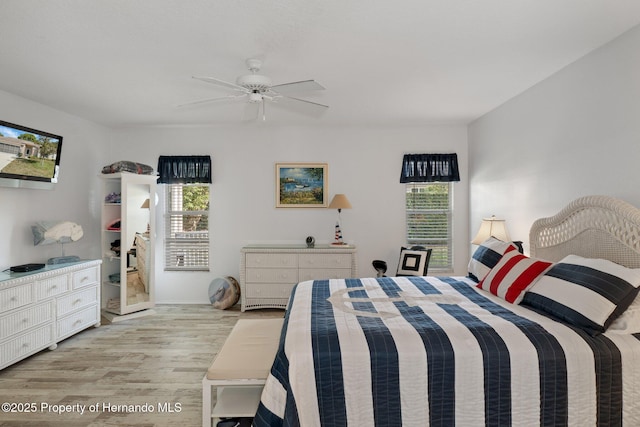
<box><xmin>271</xmin><ymin>80</ymin><xmax>325</xmax><ymax>94</ymax></box>
<box><xmin>280</xmin><ymin>96</ymin><xmax>329</xmax><ymax>109</ymax></box>
<box><xmin>176</xmin><ymin>93</ymin><xmax>246</xmax><ymax>108</ymax></box>
<box><xmin>270</xmin><ymin>96</ymin><xmax>329</xmax><ymax>118</ymax></box>
<box><xmin>192</xmin><ymin>76</ymin><xmax>248</xmax><ymax>93</ymax></box>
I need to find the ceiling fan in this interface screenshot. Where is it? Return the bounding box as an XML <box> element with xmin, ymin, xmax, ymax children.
<box><xmin>179</xmin><ymin>58</ymin><xmax>328</xmax><ymax>121</ymax></box>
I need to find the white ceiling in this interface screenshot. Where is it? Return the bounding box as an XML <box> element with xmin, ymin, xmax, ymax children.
<box><xmin>2</xmin><ymin>0</ymin><xmax>640</xmax><ymax>128</ymax></box>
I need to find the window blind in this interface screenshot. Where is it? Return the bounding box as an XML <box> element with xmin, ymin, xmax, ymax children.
<box><xmin>164</xmin><ymin>184</ymin><xmax>210</xmax><ymax>271</ymax></box>
<box><xmin>406</xmin><ymin>183</ymin><xmax>453</xmax><ymax>270</ymax></box>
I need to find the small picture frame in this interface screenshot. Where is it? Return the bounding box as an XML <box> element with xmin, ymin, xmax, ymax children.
<box><xmin>276</xmin><ymin>163</ymin><xmax>328</xmax><ymax>208</ymax></box>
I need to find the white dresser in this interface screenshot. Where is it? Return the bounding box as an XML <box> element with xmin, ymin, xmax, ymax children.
<box><xmin>240</xmin><ymin>245</ymin><xmax>357</xmax><ymax>311</ymax></box>
<box><xmin>0</xmin><ymin>260</ymin><xmax>101</xmax><ymax>370</ymax></box>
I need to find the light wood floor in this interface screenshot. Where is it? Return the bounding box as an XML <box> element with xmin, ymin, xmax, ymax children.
<box><xmin>0</xmin><ymin>304</ymin><xmax>283</xmax><ymax>427</ymax></box>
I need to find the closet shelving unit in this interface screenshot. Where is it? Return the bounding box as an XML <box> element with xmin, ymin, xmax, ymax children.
<box><xmin>100</xmin><ymin>172</ymin><xmax>157</xmax><ymax>322</ymax></box>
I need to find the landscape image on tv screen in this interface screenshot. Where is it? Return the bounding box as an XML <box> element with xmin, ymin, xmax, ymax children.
<box><xmin>0</xmin><ymin>120</ymin><xmax>63</xmax><ymax>183</ymax></box>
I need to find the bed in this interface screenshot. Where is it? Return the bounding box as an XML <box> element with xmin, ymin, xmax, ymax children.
<box><xmin>254</xmin><ymin>195</ymin><xmax>640</xmax><ymax>427</ymax></box>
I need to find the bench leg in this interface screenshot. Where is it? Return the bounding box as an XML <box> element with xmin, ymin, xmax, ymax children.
<box><xmin>202</xmin><ymin>376</ymin><xmax>213</xmax><ymax>427</ymax></box>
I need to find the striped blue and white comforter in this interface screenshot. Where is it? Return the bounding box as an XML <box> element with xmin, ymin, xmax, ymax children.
<box><xmin>253</xmin><ymin>276</ymin><xmax>640</xmax><ymax>427</ymax></box>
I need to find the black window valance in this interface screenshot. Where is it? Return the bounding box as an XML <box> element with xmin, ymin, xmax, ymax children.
<box><xmin>399</xmin><ymin>153</ymin><xmax>460</xmax><ymax>183</ymax></box>
<box><xmin>157</xmin><ymin>155</ymin><xmax>212</xmax><ymax>184</ymax></box>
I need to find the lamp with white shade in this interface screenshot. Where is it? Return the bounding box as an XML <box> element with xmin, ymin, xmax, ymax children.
<box><xmin>471</xmin><ymin>215</ymin><xmax>510</xmax><ymax>245</ymax></box>
<box><xmin>328</xmin><ymin>194</ymin><xmax>352</xmax><ymax>245</ymax></box>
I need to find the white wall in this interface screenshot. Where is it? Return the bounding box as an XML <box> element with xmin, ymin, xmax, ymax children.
<box><xmin>0</xmin><ymin>88</ymin><xmax>469</xmax><ymax>304</ymax></box>
<box><xmin>109</xmin><ymin>124</ymin><xmax>469</xmax><ymax>303</ymax></box>
<box><xmin>468</xmin><ymin>25</ymin><xmax>640</xmax><ymax>253</ymax></box>
<box><xmin>0</xmin><ymin>90</ymin><xmax>109</xmax><ymax>269</ymax></box>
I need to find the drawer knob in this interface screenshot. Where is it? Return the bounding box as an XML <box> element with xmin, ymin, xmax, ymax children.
<box><xmin>81</xmin><ymin>276</ymin><xmax>89</xmax><ymax>282</ymax></box>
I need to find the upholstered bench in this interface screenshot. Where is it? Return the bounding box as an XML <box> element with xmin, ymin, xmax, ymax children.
<box><xmin>202</xmin><ymin>318</ymin><xmax>284</xmax><ymax>427</ymax></box>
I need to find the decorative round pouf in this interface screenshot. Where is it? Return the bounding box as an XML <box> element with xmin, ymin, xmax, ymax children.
<box><xmin>208</xmin><ymin>276</ymin><xmax>240</xmax><ymax>309</ymax></box>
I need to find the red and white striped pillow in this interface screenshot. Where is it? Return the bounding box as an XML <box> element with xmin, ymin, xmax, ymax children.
<box><xmin>477</xmin><ymin>251</ymin><xmax>553</xmax><ymax>304</ymax></box>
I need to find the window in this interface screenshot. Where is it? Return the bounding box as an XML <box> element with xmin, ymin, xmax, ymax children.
<box><xmin>405</xmin><ymin>182</ymin><xmax>453</xmax><ymax>270</ymax></box>
<box><xmin>164</xmin><ymin>184</ymin><xmax>210</xmax><ymax>271</ymax></box>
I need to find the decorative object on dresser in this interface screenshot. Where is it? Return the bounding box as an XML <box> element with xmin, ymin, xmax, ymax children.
<box><xmin>31</xmin><ymin>220</ymin><xmax>83</xmax><ymax>264</ymax></box>
<box><xmin>328</xmin><ymin>193</ymin><xmax>352</xmax><ymax>245</ymax></box>
<box><xmin>0</xmin><ymin>260</ymin><xmax>101</xmax><ymax>370</ymax></box>
<box><xmin>305</xmin><ymin>236</ymin><xmax>315</xmax><ymax>248</ymax></box>
<box><xmin>100</xmin><ymin>172</ymin><xmax>157</xmax><ymax>322</ymax></box>
<box><xmin>275</xmin><ymin>163</ymin><xmax>328</xmax><ymax>208</ymax></box>
<box><xmin>240</xmin><ymin>245</ymin><xmax>357</xmax><ymax>311</ymax></box>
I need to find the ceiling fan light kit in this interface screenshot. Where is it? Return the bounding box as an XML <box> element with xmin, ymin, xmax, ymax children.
<box><xmin>180</xmin><ymin>58</ymin><xmax>328</xmax><ymax>120</ymax></box>
<box><xmin>248</xmin><ymin>92</ymin><xmax>263</xmax><ymax>103</ymax></box>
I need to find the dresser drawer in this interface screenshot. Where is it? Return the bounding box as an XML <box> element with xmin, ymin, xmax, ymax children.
<box><xmin>299</xmin><ymin>268</ymin><xmax>354</xmax><ymax>282</ymax></box>
<box><xmin>0</xmin><ymin>325</ymin><xmax>53</xmax><ymax>368</ymax></box>
<box><xmin>245</xmin><ymin>268</ymin><xmax>298</xmax><ymax>284</ymax></box>
<box><xmin>57</xmin><ymin>286</ymin><xmax>98</xmax><ymax>317</ymax></box>
<box><xmin>240</xmin><ymin>246</ymin><xmax>356</xmax><ymax>311</ymax></box>
<box><xmin>299</xmin><ymin>253</ymin><xmax>353</xmax><ymax>269</ymax></box>
<box><xmin>246</xmin><ymin>283</ymin><xmax>295</xmax><ymax>299</ymax></box>
<box><xmin>0</xmin><ymin>285</ymin><xmax>33</xmax><ymax>314</ymax></box>
<box><xmin>136</xmin><ymin>235</ymin><xmax>148</xmax><ymax>250</ymax></box>
<box><xmin>35</xmin><ymin>275</ymin><xmax>69</xmax><ymax>300</ymax></box>
<box><xmin>0</xmin><ymin>301</ymin><xmax>52</xmax><ymax>340</ymax></box>
<box><xmin>72</xmin><ymin>267</ymin><xmax>99</xmax><ymax>289</ymax></box>
<box><xmin>246</xmin><ymin>253</ymin><xmax>297</xmax><ymax>268</ymax></box>
<box><xmin>57</xmin><ymin>306</ymin><xmax>99</xmax><ymax>339</ymax></box>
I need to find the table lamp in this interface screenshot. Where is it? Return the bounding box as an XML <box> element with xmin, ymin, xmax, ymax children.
<box><xmin>471</xmin><ymin>215</ymin><xmax>510</xmax><ymax>244</ymax></box>
<box><xmin>329</xmin><ymin>194</ymin><xmax>352</xmax><ymax>245</ymax></box>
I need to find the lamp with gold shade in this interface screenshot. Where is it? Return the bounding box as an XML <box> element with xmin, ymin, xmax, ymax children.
<box><xmin>328</xmin><ymin>194</ymin><xmax>352</xmax><ymax>245</ymax></box>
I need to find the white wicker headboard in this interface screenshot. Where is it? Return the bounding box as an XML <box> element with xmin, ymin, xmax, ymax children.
<box><xmin>529</xmin><ymin>195</ymin><xmax>640</xmax><ymax>268</ymax></box>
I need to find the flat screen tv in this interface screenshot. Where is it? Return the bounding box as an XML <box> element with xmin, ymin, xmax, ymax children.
<box><xmin>0</xmin><ymin>120</ymin><xmax>63</xmax><ymax>190</ymax></box>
